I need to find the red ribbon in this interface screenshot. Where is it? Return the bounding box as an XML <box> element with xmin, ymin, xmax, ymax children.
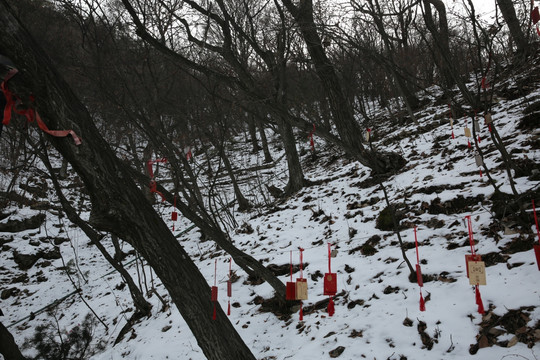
<box><xmin>149</xmin><ymin>180</ymin><xmax>165</xmax><ymax>202</ymax></box>
<box><xmin>299</xmin><ymin>247</ymin><xmax>304</xmax><ymax>279</ymax></box>
<box><xmin>414</xmin><ymin>227</ymin><xmax>426</xmax><ymax>311</ymax></box>
<box><xmin>1</xmin><ymin>69</ymin><xmax>81</xmax><ymax>145</ymax></box>
<box><xmin>465</xmin><ymin>215</ymin><xmax>476</xmax><ymax>256</ymax></box>
<box><xmin>533</xmin><ymin>200</ymin><xmax>540</xmax><ymax>244</ymax></box>
<box><xmin>289</xmin><ymin>250</ymin><xmax>293</xmax><ymax>282</ymax></box>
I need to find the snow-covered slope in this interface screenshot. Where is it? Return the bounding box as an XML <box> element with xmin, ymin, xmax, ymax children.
<box><xmin>1</xmin><ymin>76</ymin><xmax>539</xmax><ymax>360</ymax></box>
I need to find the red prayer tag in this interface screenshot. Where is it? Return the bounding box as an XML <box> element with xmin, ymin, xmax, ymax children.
<box><xmin>534</xmin><ymin>245</ymin><xmax>540</xmax><ymax>271</ymax></box>
<box><xmin>323</xmin><ymin>272</ymin><xmax>337</xmax><ymax>296</ymax></box>
<box><xmin>465</xmin><ymin>254</ymin><xmax>482</xmax><ymax>277</ymax></box>
<box><xmin>227</xmin><ymin>280</ymin><xmax>232</xmax><ymax>297</ymax></box>
<box><xmin>211</xmin><ymin>285</ymin><xmax>218</xmax><ymax>302</ymax></box>
<box><xmin>533</xmin><ymin>7</ymin><xmax>540</xmax><ymax>24</ymax></box>
<box><xmin>416</xmin><ymin>264</ymin><xmax>423</xmax><ymax>287</ymax></box>
<box><xmin>171</xmin><ymin>211</ymin><xmax>178</xmax><ymax>221</ymax></box>
<box><xmin>286</xmin><ymin>281</ymin><xmax>296</xmax><ymax>300</ymax></box>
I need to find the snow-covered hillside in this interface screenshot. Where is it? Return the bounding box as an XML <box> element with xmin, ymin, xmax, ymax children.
<box><xmin>1</xmin><ymin>68</ymin><xmax>540</xmax><ymax>360</ymax></box>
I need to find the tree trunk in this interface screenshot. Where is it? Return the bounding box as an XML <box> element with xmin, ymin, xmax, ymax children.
<box><xmin>0</xmin><ymin>321</ymin><xmax>26</xmax><ymax>360</ymax></box>
<box><xmin>281</xmin><ymin>0</ymin><xmax>365</xmax><ymax>154</ymax></box>
<box><xmin>0</xmin><ymin>2</ymin><xmax>256</xmax><ymax>359</ymax></box>
<box><xmin>218</xmin><ymin>145</ymin><xmax>251</xmax><ymax>211</ymax></box>
<box><xmin>257</xmin><ymin>119</ymin><xmax>273</xmax><ymax>164</ymax></box>
<box><xmin>496</xmin><ymin>0</ymin><xmax>528</xmax><ymax>56</ymax></box>
<box><xmin>422</xmin><ymin>0</ymin><xmax>455</xmax><ymax>88</ymax></box>
<box><xmin>247</xmin><ymin>116</ymin><xmax>260</xmax><ymax>153</ymax></box>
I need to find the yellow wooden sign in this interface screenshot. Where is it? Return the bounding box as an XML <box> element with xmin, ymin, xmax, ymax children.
<box><xmin>296</xmin><ymin>279</ymin><xmax>308</xmax><ymax>300</ymax></box>
<box><xmin>464</xmin><ymin>127</ymin><xmax>472</xmax><ymax>138</ymax></box>
<box><xmin>468</xmin><ymin>261</ymin><xmax>487</xmax><ymax>285</ymax></box>
<box><xmin>484</xmin><ymin>113</ymin><xmax>493</xmax><ymax>124</ymax></box>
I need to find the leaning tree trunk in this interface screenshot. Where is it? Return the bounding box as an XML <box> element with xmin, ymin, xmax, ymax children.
<box><xmin>496</xmin><ymin>0</ymin><xmax>529</xmax><ymax>57</ymax></box>
<box><xmin>0</xmin><ymin>2</ymin><xmax>256</xmax><ymax>359</ymax></box>
<box><xmin>280</xmin><ymin>0</ymin><xmax>404</xmax><ymax>174</ymax></box>
<box><xmin>0</xmin><ymin>321</ymin><xmax>26</xmax><ymax>360</ymax></box>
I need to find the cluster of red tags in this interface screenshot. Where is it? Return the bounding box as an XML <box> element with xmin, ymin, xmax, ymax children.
<box><xmin>284</xmin><ymin>244</ymin><xmax>337</xmax><ymax>320</ymax></box>
<box><xmin>1</xmin><ymin>68</ymin><xmax>81</xmax><ymax>145</ymax></box>
<box><xmin>448</xmin><ymin>104</ymin><xmax>493</xmax><ymax>178</ymax></box>
<box><xmin>210</xmin><ymin>258</ymin><xmax>234</xmax><ymax>320</ymax></box>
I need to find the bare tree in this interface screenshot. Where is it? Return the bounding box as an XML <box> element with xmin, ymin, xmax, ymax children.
<box><xmin>0</xmin><ymin>1</ymin><xmax>256</xmax><ymax>358</ymax></box>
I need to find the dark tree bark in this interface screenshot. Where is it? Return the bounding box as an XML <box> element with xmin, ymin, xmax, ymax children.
<box><xmin>0</xmin><ymin>2</ymin><xmax>256</xmax><ymax>359</ymax></box>
<box><xmin>0</xmin><ymin>321</ymin><xmax>27</xmax><ymax>360</ymax></box>
<box><xmin>39</xmin><ymin>148</ymin><xmax>152</xmax><ymax>317</ymax></box>
<box><xmin>217</xmin><ymin>142</ymin><xmax>252</xmax><ymax>211</ymax></box>
<box><xmin>496</xmin><ymin>0</ymin><xmax>528</xmax><ymax>56</ymax></box>
<box><xmin>281</xmin><ymin>0</ymin><xmax>405</xmax><ymax>174</ymax></box>
<box><xmin>247</xmin><ymin>116</ymin><xmax>260</xmax><ymax>153</ymax></box>
<box><xmin>422</xmin><ymin>0</ymin><xmax>455</xmax><ymax>88</ymax></box>
<box><xmin>257</xmin><ymin>119</ymin><xmax>273</xmax><ymax>164</ymax></box>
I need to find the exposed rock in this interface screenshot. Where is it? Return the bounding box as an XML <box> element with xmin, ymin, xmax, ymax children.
<box><xmin>0</xmin><ymin>213</ymin><xmax>45</xmax><ymax>233</ymax></box>
<box><xmin>329</xmin><ymin>346</ymin><xmax>345</xmax><ymax>358</ymax></box>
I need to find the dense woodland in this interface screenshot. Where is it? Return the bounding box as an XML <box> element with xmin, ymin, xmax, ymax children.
<box><xmin>0</xmin><ymin>0</ymin><xmax>539</xmax><ymax>359</ymax></box>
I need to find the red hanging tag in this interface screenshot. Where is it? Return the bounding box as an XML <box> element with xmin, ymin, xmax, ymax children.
<box><xmin>299</xmin><ymin>301</ymin><xmax>304</xmax><ymax>321</ymax></box>
<box><xmin>451</xmin><ymin>130</ymin><xmax>455</xmax><ymax>139</ymax></box>
<box><xmin>286</xmin><ymin>251</ymin><xmax>296</xmax><ymax>300</ymax></box>
<box><xmin>211</xmin><ymin>259</ymin><xmax>218</xmax><ymax>318</ymax></box>
<box><xmin>479</xmin><ymin>170</ymin><xmax>483</xmax><ymax>178</ymax></box>
<box><xmin>227</xmin><ymin>258</ymin><xmax>232</xmax><ymax>315</ymax></box>
<box><xmin>149</xmin><ymin>180</ymin><xmax>166</xmax><ymax>202</ymax></box>
<box><xmin>475</xmin><ymin>286</ymin><xmax>485</xmax><ymax>314</ymax></box>
<box><xmin>533</xmin><ymin>6</ymin><xmax>540</xmax><ymax>24</ymax></box>
<box><xmin>147</xmin><ymin>160</ymin><xmax>154</xmax><ymax>178</ymax></box>
<box><xmin>185</xmin><ymin>146</ymin><xmax>193</xmax><ymax>161</ymax></box>
<box><xmin>414</xmin><ymin>227</ymin><xmax>423</xmax><ymax>287</ymax></box>
<box><xmin>211</xmin><ymin>258</ymin><xmax>218</xmax><ymax>302</ymax></box>
<box><xmin>227</xmin><ymin>258</ymin><xmax>232</xmax><ymax>297</ymax></box>
<box><xmin>324</xmin><ymin>243</ymin><xmax>337</xmax><ymax>296</ymax></box>
<box><xmin>531</xmin><ymin>200</ymin><xmax>540</xmax><ymax>270</ymax></box>
<box><xmin>171</xmin><ymin>194</ymin><xmax>178</xmax><ymax>224</ymax></box>
<box><xmin>534</xmin><ymin>245</ymin><xmax>540</xmax><ymax>271</ymax></box>
<box><xmin>415</xmin><ymin>227</ymin><xmax>426</xmax><ymax>311</ymax></box>
<box><xmin>328</xmin><ymin>296</ymin><xmax>335</xmax><ymax>316</ymax></box>
<box><xmin>309</xmin><ymin>124</ymin><xmax>316</xmax><ymax>152</ymax></box>
<box><xmin>416</xmin><ymin>264</ymin><xmax>423</xmax><ymax>287</ymax></box>
<box><xmin>0</xmin><ymin>69</ymin><xmax>17</xmax><ymax>126</ymax></box>
<box><xmin>481</xmin><ymin>77</ymin><xmax>488</xmax><ymax>89</ymax></box>
<box><xmin>464</xmin><ymin>215</ymin><xmax>482</xmax><ymax>277</ymax></box>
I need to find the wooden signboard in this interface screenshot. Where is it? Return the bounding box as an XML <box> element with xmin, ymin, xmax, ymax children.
<box><xmin>468</xmin><ymin>261</ymin><xmax>487</xmax><ymax>286</ymax></box>
<box><xmin>296</xmin><ymin>278</ymin><xmax>308</xmax><ymax>300</ymax></box>
<box><xmin>465</xmin><ymin>254</ymin><xmax>482</xmax><ymax>277</ymax></box>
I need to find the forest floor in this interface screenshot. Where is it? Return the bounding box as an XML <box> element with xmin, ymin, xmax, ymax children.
<box><xmin>1</xmin><ymin>62</ymin><xmax>540</xmax><ymax>360</ymax></box>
